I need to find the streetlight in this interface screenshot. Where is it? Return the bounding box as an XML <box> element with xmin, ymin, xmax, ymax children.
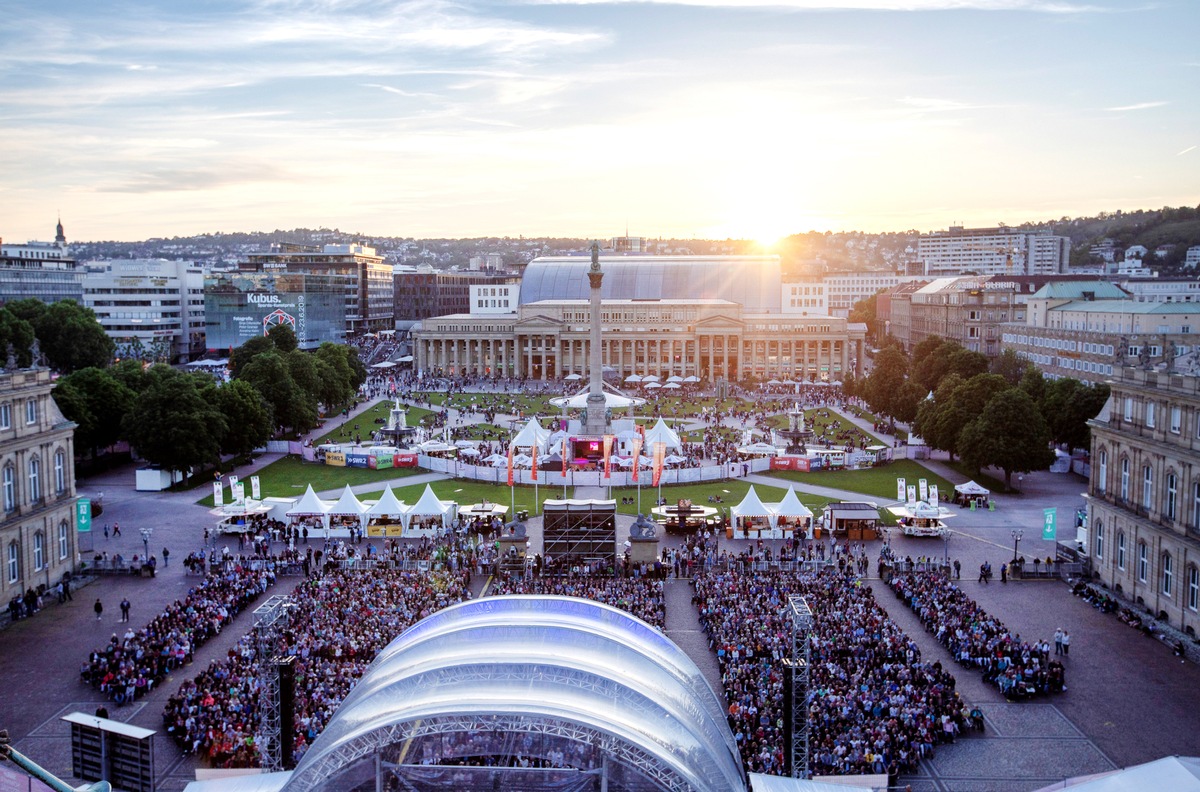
<box><xmin>941</xmin><ymin>527</ymin><xmax>950</xmax><ymax>568</ymax></box>
<box><xmin>139</xmin><ymin>527</ymin><xmax>153</xmax><ymax>563</ymax></box>
<box><xmin>1011</xmin><ymin>529</ymin><xmax>1023</xmax><ymax>562</ymax></box>
<box><xmin>1017</xmin><ymin>474</ymin><xmax>1024</xmax><ymax>493</ymax></box>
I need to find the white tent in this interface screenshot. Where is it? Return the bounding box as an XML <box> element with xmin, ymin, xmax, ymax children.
<box><xmin>511</xmin><ymin>418</ymin><xmax>551</xmax><ymax>451</ymax></box>
<box><xmin>664</xmin><ymin>454</ymin><xmax>687</xmax><ymax>465</ymax></box>
<box><xmin>738</xmin><ymin>441</ymin><xmax>779</xmax><ymax>456</ymax></box>
<box><xmin>1031</xmin><ymin>756</ymin><xmax>1200</xmax><ymax>792</ymax></box>
<box><xmin>642</xmin><ymin>374</ymin><xmax>660</xmax><ymax>382</ymax></box>
<box><xmin>666</xmin><ymin>375</ymin><xmax>684</xmax><ymax>382</ymax></box>
<box><xmin>564</xmin><ymin>373</ymin><xmax>583</xmax><ymax>381</ymax></box>
<box><xmin>955</xmin><ymin>480</ymin><xmax>991</xmax><ymax>495</ymax></box>
<box><xmin>286</xmin><ymin>485</ymin><xmax>330</xmax><ymax>519</ymax></box>
<box><xmin>624</xmin><ymin>374</ymin><xmax>643</xmax><ymax>383</ymax></box>
<box><xmin>327</xmin><ymin>485</ymin><xmax>368</xmax><ymax>529</ymax></box>
<box><xmin>513</xmin><ymin>453</ymin><xmax>534</xmax><ymax>467</ymax></box>
<box><xmin>731</xmin><ymin>485</ymin><xmax>775</xmax><ymax>528</ymax></box>
<box><xmin>549</xmin><ymin>387</ymin><xmax>646</xmax><ymax>410</ymax></box>
<box><xmin>683</xmin><ymin>375</ymin><xmax>701</xmax><ymax>382</ymax></box>
<box><xmin>484</xmin><ymin>453</ymin><xmax>508</xmax><ymax>467</ymax></box>
<box><xmin>643</xmin><ymin>418</ymin><xmax>683</xmax><ymax>452</ymax></box>
<box><xmin>404</xmin><ymin>484</ymin><xmax>455</xmax><ymax>532</ymax></box>
<box><xmin>644</xmin><ymin>381</ymin><xmax>663</xmax><ymax>389</ymax></box>
<box><xmin>663</xmin><ymin>382</ymin><xmax>681</xmax><ymax>389</ymax></box>
<box><xmin>418</xmin><ymin>440</ymin><xmax>456</xmax><ymax>453</ymax></box>
<box><xmin>772</xmin><ymin>487</ymin><xmax>813</xmax><ymax>519</ymax></box>
<box><xmin>365</xmin><ymin>485</ymin><xmax>407</xmax><ymax>519</ymax></box>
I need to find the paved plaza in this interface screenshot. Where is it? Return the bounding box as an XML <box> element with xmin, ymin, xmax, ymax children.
<box><xmin>2</xmin><ymin>396</ymin><xmax>1199</xmax><ymax>791</ymax></box>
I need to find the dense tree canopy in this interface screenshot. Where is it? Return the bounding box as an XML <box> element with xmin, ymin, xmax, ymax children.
<box><xmin>54</xmin><ymin>367</ymin><xmax>136</xmax><ymax>458</ymax></box>
<box><xmin>122</xmin><ymin>366</ymin><xmax>227</xmax><ymax>481</ymax></box>
<box><xmin>6</xmin><ymin>298</ymin><xmax>114</xmax><ymax>372</ymax></box>
<box><xmin>1041</xmin><ymin>378</ymin><xmax>1110</xmax><ymax>451</ymax></box>
<box><xmin>959</xmin><ymin>389</ymin><xmax>1056</xmax><ymax>486</ymax></box>
<box><xmin>0</xmin><ymin>307</ymin><xmax>35</xmax><ymax>368</ymax></box>
<box><xmin>216</xmin><ymin>379</ymin><xmax>274</xmax><ymax>459</ymax></box>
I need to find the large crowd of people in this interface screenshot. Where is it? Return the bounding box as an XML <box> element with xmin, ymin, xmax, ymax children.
<box><xmin>694</xmin><ymin>566</ymin><xmax>968</xmax><ymax>780</ymax></box>
<box><xmin>162</xmin><ymin>564</ymin><xmax>470</xmax><ymax>767</ymax></box>
<box><xmin>487</xmin><ymin>573</ymin><xmax>666</xmax><ymax>630</ymax></box>
<box><xmin>81</xmin><ymin>564</ymin><xmax>276</xmax><ymax>706</ymax></box>
<box><xmin>889</xmin><ymin>571</ymin><xmax>1066</xmax><ymax>699</ymax></box>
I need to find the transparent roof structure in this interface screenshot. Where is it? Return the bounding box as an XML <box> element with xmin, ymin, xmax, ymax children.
<box><xmin>520</xmin><ymin>255</ymin><xmax>783</xmax><ymax>313</ymax></box>
<box><xmin>281</xmin><ymin>595</ymin><xmax>747</xmax><ymax>792</ymax></box>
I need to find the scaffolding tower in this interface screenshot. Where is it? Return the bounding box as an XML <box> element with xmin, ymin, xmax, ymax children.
<box><xmin>253</xmin><ymin>595</ymin><xmax>295</xmax><ymax>772</ymax></box>
<box><xmin>786</xmin><ymin>594</ymin><xmax>814</xmax><ymax>778</ymax></box>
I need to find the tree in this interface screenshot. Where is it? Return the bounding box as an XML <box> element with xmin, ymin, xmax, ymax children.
<box><xmin>266</xmin><ymin>323</ymin><xmax>298</xmax><ymax>353</ymax></box>
<box><xmin>239</xmin><ymin>351</ymin><xmax>315</xmax><ymax>434</ymax></box>
<box><xmin>911</xmin><ymin>338</ymin><xmax>987</xmax><ymax>392</ymax></box>
<box><xmin>863</xmin><ymin>346</ymin><xmax>908</xmax><ymax>419</ymax></box>
<box><xmin>848</xmin><ymin>293</ymin><xmax>884</xmax><ymax>344</ymax></box>
<box><xmin>990</xmin><ymin>349</ymin><xmax>1031</xmax><ymax>386</ymax></box>
<box><xmin>959</xmin><ymin>389</ymin><xmax>1056</xmax><ymax>487</ymax></box>
<box><xmin>228</xmin><ymin>335</ymin><xmax>274</xmax><ymax>379</ymax></box>
<box><xmin>122</xmin><ymin>366</ymin><xmax>227</xmax><ymax>482</ymax></box>
<box><xmin>1041</xmin><ymin>378</ymin><xmax>1111</xmax><ymax>451</ymax></box>
<box><xmin>54</xmin><ymin>367</ymin><xmax>135</xmax><ymax>458</ymax></box>
<box><xmin>216</xmin><ymin>379</ymin><xmax>274</xmax><ymax>459</ymax></box>
<box><xmin>7</xmin><ymin>298</ymin><xmax>114</xmax><ymax>372</ymax></box>
<box><xmin>111</xmin><ymin>358</ymin><xmax>152</xmax><ymax>395</ymax></box>
<box><xmin>923</xmin><ymin>373</ymin><xmax>1009</xmax><ymax>460</ymax></box>
<box><xmin>0</xmin><ymin>307</ymin><xmax>35</xmax><ymax>367</ymax></box>
<box><xmin>313</xmin><ymin>342</ymin><xmax>356</xmax><ymax>412</ymax></box>
<box><xmin>1019</xmin><ymin>365</ymin><xmax>1046</xmax><ymax>405</ymax></box>
<box><xmin>892</xmin><ymin>380</ymin><xmax>926</xmax><ymax>424</ymax></box>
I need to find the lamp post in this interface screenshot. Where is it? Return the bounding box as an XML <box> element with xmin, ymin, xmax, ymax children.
<box><xmin>941</xmin><ymin>528</ymin><xmax>950</xmax><ymax>568</ymax></box>
<box><xmin>1017</xmin><ymin>474</ymin><xmax>1024</xmax><ymax>493</ymax></box>
<box><xmin>1011</xmin><ymin>529</ymin><xmax>1023</xmax><ymax>563</ymax></box>
<box><xmin>140</xmin><ymin>527</ymin><xmax>153</xmax><ymax>563</ymax></box>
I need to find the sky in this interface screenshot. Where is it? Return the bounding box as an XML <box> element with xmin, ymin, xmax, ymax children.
<box><xmin>1</xmin><ymin>0</ymin><xmax>1197</xmax><ymax>243</ymax></box>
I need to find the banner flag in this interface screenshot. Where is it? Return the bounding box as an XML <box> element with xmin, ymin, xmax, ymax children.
<box><xmin>232</xmin><ymin>482</ymin><xmax>245</xmax><ymax>502</ymax></box>
<box><xmin>1043</xmin><ymin>507</ymin><xmax>1057</xmax><ymax>540</ymax></box>
<box><xmin>507</xmin><ymin>444</ymin><xmax>515</xmax><ymax>487</ymax></box>
<box><xmin>75</xmin><ymin>499</ymin><xmax>92</xmax><ymax>533</ymax></box>
<box><xmin>897</xmin><ymin>478</ymin><xmax>906</xmax><ymax>503</ymax></box>
<box><xmin>631</xmin><ymin>438</ymin><xmax>643</xmax><ymax>483</ymax></box>
<box><xmin>652</xmin><ymin>441</ymin><xmax>666</xmax><ymax>488</ymax></box>
<box><xmin>562</xmin><ymin>435</ymin><xmax>569</xmax><ymax>475</ymax></box>
<box><xmin>906</xmin><ymin>484</ymin><xmax>917</xmax><ymax>504</ymax></box>
<box><xmin>251</xmin><ymin>475</ymin><xmax>261</xmax><ymax>500</ymax></box>
<box><xmin>214</xmin><ymin>481</ymin><xmax>224</xmax><ymax>506</ymax></box>
<box><xmin>929</xmin><ymin>484</ymin><xmax>939</xmax><ymax>506</ymax></box>
<box><xmin>531</xmin><ymin>444</ymin><xmax>538</xmax><ymax>481</ymax></box>
<box><xmin>229</xmin><ymin>475</ymin><xmax>239</xmax><ymax>489</ymax></box>
<box><xmin>603</xmin><ymin>435</ymin><xmax>614</xmax><ymax>479</ymax></box>
<box><xmin>918</xmin><ymin>478</ymin><xmax>928</xmax><ymax>502</ymax></box>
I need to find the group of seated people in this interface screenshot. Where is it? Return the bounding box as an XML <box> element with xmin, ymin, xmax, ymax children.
<box><xmin>694</xmin><ymin>566</ymin><xmax>970</xmax><ymax>781</ymax></box>
<box><xmin>163</xmin><ymin>564</ymin><xmax>471</xmax><ymax>768</ymax></box>
<box><xmin>81</xmin><ymin>564</ymin><xmax>275</xmax><ymax>705</ymax></box>
<box><xmin>890</xmin><ymin>572</ymin><xmax>1066</xmax><ymax>698</ymax></box>
<box><xmin>488</xmin><ymin>574</ymin><xmax>666</xmax><ymax>630</ymax></box>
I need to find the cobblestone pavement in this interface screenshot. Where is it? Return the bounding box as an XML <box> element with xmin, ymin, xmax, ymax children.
<box><xmin>3</xmin><ymin>399</ymin><xmax>1200</xmax><ymax>791</ymax></box>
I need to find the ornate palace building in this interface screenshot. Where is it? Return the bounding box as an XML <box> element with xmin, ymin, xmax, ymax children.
<box><xmin>411</xmin><ymin>255</ymin><xmax>867</xmax><ymax>382</ymax></box>
<box><xmin>1087</xmin><ymin>365</ymin><xmax>1200</xmax><ymax>636</ymax></box>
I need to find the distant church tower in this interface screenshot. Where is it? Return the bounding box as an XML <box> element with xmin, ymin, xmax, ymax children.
<box><xmin>54</xmin><ymin>216</ymin><xmax>66</xmax><ymax>245</ymax></box>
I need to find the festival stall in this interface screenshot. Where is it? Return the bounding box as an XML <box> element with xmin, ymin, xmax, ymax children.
<box><xmin>770</xmin><ymin>487</ymin><xmax>814</xmax><ymax>539</ymax></box>
<box><xmin>889</xmin><ymin>501</ymin><xmax>954</xmax><ymax>537</ymax></box>
<box><xmin>642</xmin><ymin>418</ymin><xmax>683</xmax><ymax>452</ymax></box>
<box><xmin>954</xmin><ymin>480</ymin><xmax>991</xmax><ymax>508</ymax></box>
<box><xmin>327</xmin><ymin>485</ymin><xmax>368</xmax><ymax>533</ymax></box>
<box><xmin>286</xmin><ymin>484</ymin><xmax>331</xmax><ymax>534</ymax></box>
<box><xmin>729</xmin><ymin>485</ymin><xmax>775</xmax><ymax>539</ymax></box>
<box><xmin>403</xmin><ymin>484</ymin><xmax>457</xmax><ymax>537</ymax></box>
<box><xmin>365</xmin><ymin>485</ymin><xmax>408</xmax><ymax>537</ymax></box>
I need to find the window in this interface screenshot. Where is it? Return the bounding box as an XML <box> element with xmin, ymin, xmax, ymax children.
<box><xmin>2</xmin><ymin>465</ymin><xmax>13</xmax><ymax>512</ymax></box>
<box><xmin>1097</xmin><ymin>449</ymin><xmax>1107</xmax><ymax>494</ymax></box>
<box><xmin>25</xmin><ymin>398</ymin><xmax>37</xmax><ymax>425</ymax></box>
<box><xmin>1146</xmin><ymin>402</ymin><xmax>1156</xmax><ymax>428</ymax></box>
<box><xmin>1121</xmin><ymin>458</ymin><xmax>1130</xmax><ymax>501</ymax></box>
<box><xmin>1138</xmin><ymin>542</ymin><xmax>1148</xmax><ymax>582</ymax></box>
<box><xmin>1124</xmin><ymin>397</ymin><xmax>1134</xmax><ymax>421</ymax></box>
<box><xmin>6</xmin><ymin>542</ymin><xmax>17</xmax><ymax>584</ymax></box>
<box><xmin>1117</xmin><ymin>532</ymin><xmax>1126</xmax><ymax>570</ymax></box>
<box><xmin>33</xmin><ymin>532</ymin><xmax>44</xmax><ymax>571</ymax></box>
<box><xmin>0</xmin><ymin>403</ymin><xmax>9</xmax><ymax>429</ymax></box>
<box><xmin>54</xmin><ymin>451</ymin><xmax>65</xmax><ymax>494</ymax></box>
<box><xmin>1189</xmin><ymin>566</ymin><xmax>1199</xmax><ymax>611</ymax></box>
<box><xmin>1167</xmin><ymin>473</ymin><xmax>1178</xmax><ymax>520</ymax></box>
<box><xmin>28</xmin><ymin>455</ymin><xmax>41</xmax><ymax>502</ymax></box>
<box><xmin>1162</xmin><ymin>553</ymin><xmax>1174</xmax><ymax>596</ymax></box>
<box><xmin>1095</xmin><ymin>521</ymin><xmax>1104</xmax><ymax>559</ymax></box>
<box><xmin>1142</xmin><ymin>465</ymin><xmax>1153</xmax><ymax>510</ymax></box>
<box><xmin>1171</xmin><ymin>406</ymin><xmax>1182</xmax><ymax>434</ymax></box>
<box><xmin>58</xmin><ymin>520</ymin><xmax>68</xmax><ymax>560</ymax></box>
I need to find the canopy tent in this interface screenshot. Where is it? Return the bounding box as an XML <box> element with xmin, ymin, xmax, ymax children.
<box><xmin>418</xmin><ymin>440</ymin><xmax>456</xmax><ymax>453</ymax></box>
<box><xmin>730</xmin><ymin>485</ymin><xmax>775</xmax><ymax>527</ymax></box>
<box><xmin>365</xmin><ymin>485</ymin><xmax>408</xmax><ymax>519</ymax></box>
<box><xmin>768</xmin><ymin>486</ymin><xmax>814</xmax><ymax>539</ymax></box>
<box><xmin>664</xmin><ymin>454</ymin><xmax>687</xmax><ymax>465</ymax></box>
<box><xmin>1031</xmin><ymin>756</ymin><xmax>1200</xmax><ymax>792</ymax></box>
<box><xmin>483</xmin><ymin>453</ymin><xmax>509</xmax><ymax>467</ymax></box>
<box><xmin>549</xmin><ymin>387</ymin><xmax>646</xmax><ymax>411</ymax></box>
<box><xmin>644</xmin><ymin>381</ymin><xmax>663</xmax><ymax>389</ymax></box>
<box><xmin>772</xmin><ymin>487</ymin><xmax>813</xmax><ymax>519</ymax></box>
<box><xmin>286</xmin><ymin>485</ymin><xmax>330</xmax><ymax>518</ymax></box>
<box><xmin>327</xmin><ymin>485</ymin><xmax>367</xmax><ymax>517</ymax></box>
<box><xmin>955</xmin><ymin>480</ymin><xmax>991</xmax><ymax>495</ymax></box>
<box><xmin>512</xmin><ymin>453</ymin><xmax>534</xmax><ymax>468</ymax></box>
<box><xmin>371</xmin><ymin>361</ymin><xmax>397</xmax><ymax>369</ymax></box>
<box><xmin>624</xmin><ymin>374</ymin><xmax>643</xmax><ymax>383</ymax></box>
<box><xmin>564</xmin><ymin>373</ymin><xmax>583</xmax><ymax>380</ymax></box>
<box><xmin>643</xmin><ymin>417</ymin><xmax>683</xmax><ymax>452</ymax></box>
<box><xmin>737</xmin><ymin>441</ymin><xmax>780</xmax><ymax>456</ymax></box>
<box><xmin>458</xmin><ymin>447</ymin><xmax>480</xmax><ymax>457</ymax></box>
<box><xmin>453</xmin><ymin>439</ymin><xmax>479</xmax><ymax>448</ymax></box>
<box><xmin>683</xmin><ymin>375</ymin><xmax>701</xmax><ymax>382</ymax></box>
<box><xmin>666</xmin><ymin>375</ymin><xmax>684</xmax><ymax>382</ymax></box>
<box><xmin>404</xmin><ymin>484</ymin><xmax>455</xmax><ymax>533</ymax></box>
<box><xmin>642</xmin><ymin>374</ymin><xmax>661</xmax><ymax>382</ymax></box>
<box><xmin>510</xmin><ymin>418</ymin><xmax>551</xmax><ymax>451</ymax></box>
<box><xmin>663</xmin><ymin>382</ymin><xmax>681</xmax><ymax>389</ymax></box>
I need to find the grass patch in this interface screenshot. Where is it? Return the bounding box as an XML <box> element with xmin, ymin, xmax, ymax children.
<box><xmin>195</xmin><ymin>456</ymin><xmax>426</xmax><ymax>506</ymax></box>
<box><xmin>605</xmin><ymin>479</ymin><xmax>832</xmax><ymax>516</ymax></box>
<box><xmin>765</xmin><ymin>459</ymin><xmax>955</xmax><ymax>501</ymax></box>
<box><xmin>313</xmin><ymin>401</ymin><xmax>434</xmax><ymax>446</ymax></box>
<box><xmin>356</xmin><ymin>479</ymin><xmax>555</xmax><ymax>517</ymax></box>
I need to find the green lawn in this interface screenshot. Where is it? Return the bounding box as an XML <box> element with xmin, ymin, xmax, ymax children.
<box><xmin>605</xmin><ymin>479</ymin><xmax>830</xmax><ymax>516</ymax></box>
<box><xmin>356</xmin><ymin>480</ymin><xmax>558</xmax><ymax>517</ymax></box>
<box><xmin>765</xmin><ymin>459</ymin><xmax>955</xmax><ymax>502</ymax></box>
<box><xmin>313</xmin><ymin>401</ymin><xmax>434</xmax><ymax>445</ymax></box>
<box><xmin>195</xmin><ymin>456</ymin><xmax>426</xmax><ymax>506</ymax></box>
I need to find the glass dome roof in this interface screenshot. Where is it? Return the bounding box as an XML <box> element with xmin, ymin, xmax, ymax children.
<box><xmin>281</xmin><ymin>595</ymin><xmax>747</xmax><ymax>792</ymax></box>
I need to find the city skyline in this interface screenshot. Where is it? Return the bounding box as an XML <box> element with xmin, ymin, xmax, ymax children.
<box><xmin>2</xmin><ymin>0</ymin><xmax>1197</xmax><ymax>244</ymax></box>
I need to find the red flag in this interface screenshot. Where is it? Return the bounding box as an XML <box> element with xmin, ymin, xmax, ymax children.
<box><xmin>603</xmin><ymin>435</ymin><xmax>614</xmax><ymax>479</ymax></box>
<box><xmin>652</xmin><ymin>441</ymin><xmax>666</xmax><ymax>488</ymax></box>
<box><xmin>507</xmin><ymin>444</ymin><xmax>515</xmax><ymax>487</ymax></box>
<box><xmin>631</xmin><ymin>438</ymin><xmax>643</xmax><ymax>483</ymax></box>
<box><xmin>531</xmin><ymin>444</ymin><xmax>538</xmax><ymax>481</ymax></box>
<box><xmin>562</xmin><ymin>435</ymin><xmax>569</xmax><ymax>475</ymax></box>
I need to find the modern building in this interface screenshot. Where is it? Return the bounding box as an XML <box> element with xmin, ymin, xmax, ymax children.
<box><xmin>203</xmin><ymin>271</ymin><xmax>351</xmax><ymax>352</ymax></box>
<box><xmin>239</xmin><ymin>244</ymin><xmax>393</xmax><ymax>334</ymax></box>
<box><xmin>81</xmin><ymin>259</ymin><xmax>206</xmax><ymax>363</ymax></box>
<box><xmin>468</xmin><ymin>282</ymin><xmax>519</xmax><ymax>315</ymax></box>
<box><xmin>0</xmin><ymin>220</ymin><xmax>84</xmax><ymax>307</ymax></box>
<box><xmin>1120</xmin><ymin>278</ymin><xmax>1200</xmax><ymax>304</ymax></box>
<box><xmin>412</xmin><ymin>256</ymin><xmax>866</xmax><ymax>382</ymax></box>
<box><xmin>1185</xmin><ymin>246</ymin><xmax>1200</xmax><ymax>270</ymax></box>
<box><xmin>1086</xmin><ymin>366</ymin><xmax>1200</xmax><ymax>638</ymax></box>
<box><xmin>917</xmin><ymin>225</ymin><xmax>1070</xmax><ymax>277</ymax></box>
<box><xmin>1</xmin><ymin>366</ymin><xmax>78</xmax><ymax>608</ymax></box>
<box><xmin>393</xmin><ymin>268</ymin><xmax>521</xmax><ymax>322</ymax></box>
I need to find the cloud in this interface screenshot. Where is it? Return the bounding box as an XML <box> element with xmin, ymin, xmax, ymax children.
<box><xmin>100</xmin><ymin>163</ymin><xmax>290</xmax><ymax>194</ymax></box>
<box><xmin>1105</xmin><ymin>101</ymin><xmax>1168</xmax><ymax>111</ymax></box>
<box><xmin>526</xmin><ymin>0</ymin><xmax>1104</xmax><ymax>11</ymax></box>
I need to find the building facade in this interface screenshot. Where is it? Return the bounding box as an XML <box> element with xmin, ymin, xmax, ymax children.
<box><xmin>1087</xmin><ymin>367</ymin><xmax>1200</xmax><ymax>637</ymax></box>
<box><xmin>240</xmin><ymin>243</ymin><xmax>393</xmax><ymax>334</ymax></box>
<box><xmin>1</xmin><ymin>367</ymin><xmax>78</xmax><ymax>607</ymax></box>
<box><xmin>82</xmin><ymin>259</ymin><xmax>206</xmax><ymax>362</ymax></box>
<box><xmin>917</xmin><ymin>226</ymin><xmax>1069</xmax><ymax>277</ymax></box>
<box><xmin>393</xmin><ymin>268</ymin><xmax>521</xmax><ymax>321</ymax></box>
<box><xmin>0</xmin><ymin>221</ymin><xmax>84</xmax><ymax>306</ymax></box>
<box><xmin>204</xmin><ymin>272</ymin><xmax>350</xmax><ymax>351</ymax></box>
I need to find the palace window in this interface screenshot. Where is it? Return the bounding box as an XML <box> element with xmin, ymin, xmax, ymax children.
<box><xmin>1138</xmin><ymin>542</ymin><xmax>1148</xmax><ymax>582</ymax></box>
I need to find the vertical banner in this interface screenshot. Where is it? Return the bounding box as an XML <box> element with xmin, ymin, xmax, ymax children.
<box><xmin>233</xmin><ymin>481</ymin><xmax>246</xmax><ymax>502</ymax></box>
<box><xmin>507</xmin><ymin>444</ymin><xmax>515</xmax><ymax>487</ymax></box>
<box><xmin>214</xmin><ymin>481</ymin><xmax>224</xmax><ymax>506</ymax></box>
<box><xmin>918</xmin><ymin>478</ymin><xmax>929</xmax><ymax>502</ymax></box>
<box><xmin>906</xmin><ymin>484</ymin><xmax>917</xmax><ymax>504</ymax></box>
<box><xmin>251</xmin><ymin>475</ymin><xmax>261</xmax><ymax>500</ymax></box>
<box><xmin>531</xmin><ymin>444</ymin><xmax>538</xmax><ymax>481</ymax></box>
<box><xmin>562</xmin><ymin>435</ymin><xmax>569</xmax><ymax>476</ymax></box>
<box><xmin>631</xmin><ymin>438</ymin><xmax>643</xmax><ymax>483</ymax></box>
<box><xmin>229</xmin><ymin>475</ymin><xmax>239</xmax><ymax>491</ymax></box>
<box><xmin>652</xmin><ymin>441</ymin><xmax>666</xmax><ymax>488</ymax></box>
<box><xmin>603</xmin><ymin>435</ymin><xmax>614</xmax><ymax>479</ymax></box>
<box><xmin>929</xmin><ymin>485</ymin><xmax>939</xmax><ymax>506</ymax></box>
<box><xmin>896</xmin><ymin>478</ymin><xmax>906</xmax><ymax>503</ymax></box>
<box><xmin>75</xmin><ymin>498</ymin><xmax>92</xmax><ymax>532</ymax></box>
<box><xmin>1043</xmin><ymin>507</ymin><xmax>1057</xmax><ymax>541</ymax></box>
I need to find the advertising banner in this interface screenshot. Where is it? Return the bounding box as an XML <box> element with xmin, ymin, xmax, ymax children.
<box><xmin>507</xmin><ymin>444</ymin><xmax>515</xmax><ymax>487</ymax></box>
<box><xmin>897</xmin><ymin>477</ymin><xmax>906</xmax><ymax>503</ymax></box>
<box><xmin>1043</xmin><ymin>507</ymin><xmax>1057</xmax><ymax>540</ymax></box>
<box><xmin>232</xmin><ymin>482</ymin><xmax>245</xmax><ymax>502</ymax></box>
<box><xmin>346</xmin><ymin>454</ymin><xmax>369</xmax><ymax>468</ymax></box>
<box><xmin>531</xmin><ymin>445</ymin><xmax>538</xmax><ymax>481</ymax></box>
<box><xmin>213</xmin><ymin>481</ymin><xmax>224</xmax><ymax>506</ymax></box>
<box><xmin>631</xmin><ymin>438</ymin><xmax>643</xmax><ymax>483</ymax></box>
<box><xmin>652</xmin><ymin>442</ymin><xmax>666</xmax><ymax>488</ymax></box>
<box><xmin>395</xmin><ymin>454</ymin><xmax>418</xmax><ymax>468</ymax></box>
<box><xmin>918</xmin><ymin>478</ymin><xmax>928</xmax><ymax>502</ymax></box>
<box><xmin>562</xmin><ymin>435</ymin><xmax>569</xmax><ymax>476</ymax></box>
<box><xmin>929</xmin><ymin>485</ymin><xmax>939</xmax><ymax>506</ymax></box>
<box><xmin>369</xmin><ymin>454</ymin><xmax>394</xmax><ymax>470</ymax></box>
<box><xmin>770</xmin><ymin>457</ymin><xmax>812</xmax><ymax>472</ymax></box>
<box><xmin>603</xmin><ymin>435</ymin><xmax>614</xmax><ymax>479</ymax></box>
<box><xmin>906</xmin><ymin>484</ymin><xmax>917</xmax><ymax>503</ymax></box>
<box><xmin>250</xmin><ymin>475</ymin><xmax>261</xmax><ymax>500</ymax></box>
<box><xmin>326</xmin><ymin>451</ymin><xmax>347</xmax><ymax>467</ymax></box>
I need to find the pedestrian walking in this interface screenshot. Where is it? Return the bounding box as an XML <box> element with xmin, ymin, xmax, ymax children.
<box><xmin>1061</xmin><ymin>630</ymin><xmax>1070</xmax><ymax>656</ymax></box>
<box><xmin>1054</xmin><ymin>627</ymin><xmax>1064</xmax><ymax>655</ymax></box>
<box><xmin>93</xmin><ymin>598</ymin><xmax>103</xmax><ymax>620</ymax></box>
<box><xmin>103</xmin><ymin>524</ymin><xmax>109</xmax><ymax>540</ymax></box>
<box><xmin>162</xmin><ymin>547</ymin><xmax>170</xmax><ymax>567</ymax></box>
<box><xmin>119</xmin><ymin>597</ymin><xmax>130</xmax><ymax>623</ymax></box>
<box><xmin>1000</xmin><ymin>563</ymin><xmax>1008</xmax><ymax>583</ymax></box>
<box><xmin>112</xmin><ymin>522</ymin><xmax>121</xmax><ymax>537</ymax></box>
<box><xmin>953</xmin><ymin>559</ymin><xmax>961</xmax><ymax>579</ymax></box>
<box><xmin>62</xmin><ymin>578</ymin><xmax>72</xmax><ymax>601</ymax></box>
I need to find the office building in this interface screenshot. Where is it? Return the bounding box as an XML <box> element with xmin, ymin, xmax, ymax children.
<box><xmin>204</xmin><ymin>271</ymin><xmax>350</xmax><ymax>352</ymax></box>
<box><xmin>393</xmin><ymin>268</ymin><xmax>521</xmax><ymax>322</ymax></box>
<box><xmin>917</xmin><ymin>226</ymin><xmax>1069</xmax><ymax>277</ymax></box>
<box><xmin>81</xmin><ymin>259</ymin><xmax>205</xmax><ymax>363</ymax></box>
<box><xmin>0</xmin><ymin>220</ymin><xmax>84</xmax><ymax>306</ymax></box>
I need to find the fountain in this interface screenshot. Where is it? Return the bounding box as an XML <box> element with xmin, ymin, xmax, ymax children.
<box><xmin>373</xmin><ymin>399</ymin><xmax>418</xmax><ymax>446</ymax></box>
<box><xmin>775</xmin><ymin>402</ymin><xmax>815</xmax><ymax>455</ymax></box>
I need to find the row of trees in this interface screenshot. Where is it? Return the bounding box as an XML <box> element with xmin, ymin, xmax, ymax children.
<box><xmin>850</xmin><ymin>336</ymin><xmax>1109</xmax><ymax>486</ymax></box>
<box><xmin>0</xmin><ymin>299</ymin><xmax>114</xmax><ymax>372</ymax></box>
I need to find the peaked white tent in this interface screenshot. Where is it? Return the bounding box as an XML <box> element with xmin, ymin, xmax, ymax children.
<box><xmin>643</xmin><ymin>418</ymin><xmax>683</xmax><ymax>452</ymax></box>
<box><xmin>365</xmin><ymin>485</ymin><xmax>407</xmax><ymax>519</ymax></box>
<box><xmin>955</xmin><ymin>480</ymin><xmax>990</xmax><ymax>495</ymax></box>
<box><xmin>327</xmin><ymin>485</ymin><xmax>368</xmax><ymax>530</ymax></box>
<box><xmin>770</xmin><ymin>486</ymin><xmax>814</xmax><ymax>539</ymax></box>
<box><xmin>1031</xmin><ymin>756</ymin><xmax>1200</xmax><ymax>792</ymax></box>
<box><xmin>510</xmin><ymin>418</ymin><xmax>551</xmax><ymax>452</ymax></box>
<box><xmin>731</xmin><ymin>485</ymin><xmax>775</xmax><ymax>535</ymax></box>
<box><xmin>286</xmin><ymin>485</ymin><xmax>331</xmax><ymax>525</ymax></box>
<box><xmin>404</xmin><ymin>484</ymin><xmax>456</xmax><ymax>535</ymax></box>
